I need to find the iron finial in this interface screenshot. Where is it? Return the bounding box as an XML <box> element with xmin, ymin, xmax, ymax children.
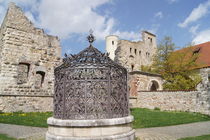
<box><xmin>87</xmin><ymin>29</ymin><xmax>95</xmax><ymax>45</ymax></box>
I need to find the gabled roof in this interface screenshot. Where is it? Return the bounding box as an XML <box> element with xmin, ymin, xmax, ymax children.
<box><xmin>177</xmin><ymin>41</ymin><xmax>210</xmax><ymax>69</ymax></box>
<box><xmin>194</xmin><ymin>41</ymin><xmax>210</xmax><ymax>68</ymax></box>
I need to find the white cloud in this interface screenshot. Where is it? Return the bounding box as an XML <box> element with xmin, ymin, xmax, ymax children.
<box><xmin>178</xmin><ymin>0</ymin><xmax>210</xmax><ymax>28</ymax></box>
<box><xmin>36</xmin><ymin>0</ymin><xmax>115</xmax><ymax>39</ymax></box>
<box><xmin>25</xmin><ymin>11</ymin><xmax>36</xmax><ymax>23</ymax></box>
<box><xmin>189</xmin><ymin>24</ymin><xmax>200</xmax><ymax>35</ymax></box>
<box><xmin>113</xmin><ymin>30</ymin><xmax>140</xmax><ymax>41</ymax></box>
<box><xmin>192</xmin><ymin>29</ymin><xmax>210</xmax><ymax>44</ymax></box>
<box><xmin>147</xmin><ymin>24</ymin><xmax>160</xmax><ymax>34</ymax></box>
<box><xmin>0</xmin><ymin>4</ymin><xmax>8</xmax><ymax>24</ymax></box>
<box><xmin>167</xmin><ymin>0</ymin><xmax>178</xmax><ymax>4</ymax></box>
<box><xmin>0</xmin><ymin>0</ymin><xmax>141</xmax><ymax>41</ymax></box>
<box><xmin>0</xmin><ymin>0</ymin><xmax>38</xmax><ymax>25</ymax></box>
<box><xmin>154</xmin><ymin>11</ymin><xmax>163</xmax><ymax>19</ymax></box>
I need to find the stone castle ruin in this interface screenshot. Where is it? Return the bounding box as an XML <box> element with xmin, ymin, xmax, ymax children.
<box><xmin>106</xmin><ymin>31</ymin><xmax>163</xmax><ymax>94</ymax></box>
<box><xmin>0</xmin><ymin>3</ymin><xmax>209</xmax><ymax>116</ymax></box>
<box><xmin>106</xmin><ymin>31</ymin><xmax>157</xmax><ymax>72</ymax></box>
<box><xmin>0</xmin><ymin>3</ymin><xmax>61</xmax><ymax>112</ymax></box>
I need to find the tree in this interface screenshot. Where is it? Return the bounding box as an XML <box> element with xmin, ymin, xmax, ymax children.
<box><xmin>142</xmin><ymin>36</ymin><xmax>201</xmax><ymax>90</ymax></box>
<box><xmin>141</xmin><ymin>36</ymin><xmax>175</xmax><ymax>74</ymax></box>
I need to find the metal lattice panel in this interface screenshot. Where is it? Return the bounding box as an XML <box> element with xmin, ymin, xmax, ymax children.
<box><xmin>53</xmin><ymin>32</ymin><xmax>129</xmax><ymax>120</ymax></box>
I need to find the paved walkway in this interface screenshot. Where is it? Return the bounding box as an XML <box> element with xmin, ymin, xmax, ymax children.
<box><xmin>0</xmin><ymin>123</ymin><xmax>46</xmax><ymax>139</ymax></box>
<box><xmin>0</xmin><ymin>121</ymin><xmax>210</xmax><ymax>140</ymax></box>
<box><xmin>136</xmin><ymin>121</ymin><xmax>210</xmax><ymax>140</ymax></box>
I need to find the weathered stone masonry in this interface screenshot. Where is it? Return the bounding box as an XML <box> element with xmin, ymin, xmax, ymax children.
<box><xmin>129</xmin><ymin>71</ymin><xmax>163</xmax><ymax>96</ymax></box>
<box><xmin>0</xmin><ymin>3</ymin><xmax>61</xmax><ymax>112</ymax></box>
<box><xmin>106</xmin><ymin>31</ymin><xmax>157</xmax><ymax>72</ymax></box>
<box><xmin>130</xmin><ymin>68</ymin><xmax>210</xmax><ymax>115</ymax></box>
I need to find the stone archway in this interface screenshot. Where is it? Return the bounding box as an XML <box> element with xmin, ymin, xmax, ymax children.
<box><xmin>149</xmin><ymin>80</ymin><xmax>159</xmax><ymax>91</ymax></box>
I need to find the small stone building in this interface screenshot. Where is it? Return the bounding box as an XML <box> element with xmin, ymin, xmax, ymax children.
<box><xmin>129</xmin><ymin>71</ymin><xmax>163</xmax><ymax>96</ymax></box>
<box><xmin>0</xmin><ymin>3</ymin><xmax>61</xmax><ymax>112</ymax></box>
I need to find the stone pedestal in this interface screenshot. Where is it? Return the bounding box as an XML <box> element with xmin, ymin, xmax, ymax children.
<box><xmin>46</xmin><ymin>115</ymin><xmax>135</xmax><ymax>140</ymax></box>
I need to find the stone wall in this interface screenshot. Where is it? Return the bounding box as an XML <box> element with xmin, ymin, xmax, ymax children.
<box><xmin>0</xmin><ymin>3</ymin><xmax>61</xmax><ymax>112</ymax></box>
<box><xmin>131</xmin><ymin>90</ymin><xmax>210</xmax><ymax>115</ymax></box>
<box><xmin>0</xmin><ymin>95</ymin><xmax>53</xmax><ymax>112</ymax></box>
<box><xmin>111</xmin><ymin>31</ymin><xmax>157</xmax><ymax>72</ymax></box>
<box><xmin>129</xmin><ymin>68</ymin><xmax>210</xmax><ymax>115</ymax></box>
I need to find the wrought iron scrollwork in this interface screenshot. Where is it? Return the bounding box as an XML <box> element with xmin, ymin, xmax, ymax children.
<box><xmin>54</xmin><ymin>33</ymin><xmax>129</xmax><ymax>120</ymax></box>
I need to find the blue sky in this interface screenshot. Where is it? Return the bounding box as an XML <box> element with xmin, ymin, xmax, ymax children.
<box><xmin>0</xmin><ymin>0</ymin><xmax>210</xmax><ymax>55</ymax></box>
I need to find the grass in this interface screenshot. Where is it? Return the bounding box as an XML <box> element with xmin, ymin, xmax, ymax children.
<box><xmin>0</xmin><ymin>109</ymin><xmax>210</xmax><ymax>129</ymax></box>
<box><xmin>0</xmin><ymin>112</ymin><xmax>52</xmax><ymax>127</ymax></box>
<box><xmin>0</xmin><ymin>134</ymin><xmax>17</xmax><ymax>140</ymax></box>
<box><xmin>131</xmin><ymin>108</ymin><xmax>210</xmax><ymax>128</ymax></box>
<box><xmin>178</xmin><ymin>134</ymin><xmax>210</xmax><ymax>140</ymax></box>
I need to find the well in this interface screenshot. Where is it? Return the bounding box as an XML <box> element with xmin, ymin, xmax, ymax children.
<box><xmin>46</xmin><ymin>32</ymin><xmax>135</xmax><ymax>140</ymax></box>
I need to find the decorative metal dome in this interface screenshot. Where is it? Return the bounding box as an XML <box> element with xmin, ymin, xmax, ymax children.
<box><xmin>53</xmin><ymin>32</ymin><xmax>129</xmax><ymax>120</ymax></box>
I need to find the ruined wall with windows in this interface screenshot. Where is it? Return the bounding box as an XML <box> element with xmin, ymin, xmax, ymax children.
<box><xmin>106</xmin><ymin>31</ymin><xmax>161</xmax><ymax>94</ymax></box>
<box><xmin>0</xmin><ymin>3</ymin><xmax>61</xmax><ymax>112</ymax></box>
<box><xmin>106</xmin><ymin>31</ymin><xmax>157</xmax><ymax>72</ymax></box>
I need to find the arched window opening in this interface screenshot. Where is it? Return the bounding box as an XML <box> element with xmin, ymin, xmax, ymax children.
<box><xmin>17</xmin><ymin>63</ymin><xmax>30</xmax><ymax>84</ymax></box>
<box><xmin>35</xmin><ymin>71</ymin><xmax>45</xmax><ymax>88</ymax></box>
<box><xmin>150</xmin><ymin>81</ymin><xmax>159</xmax><ymax>91</ymax></box>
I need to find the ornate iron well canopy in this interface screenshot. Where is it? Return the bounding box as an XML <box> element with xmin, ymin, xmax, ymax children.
<box><xmin>53</xmin><ymin>32</ymin><xmax>129</xmax><ymax>120</ymax></box>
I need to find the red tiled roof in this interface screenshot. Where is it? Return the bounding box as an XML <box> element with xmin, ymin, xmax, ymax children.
<box><xmin>176</xmin><ymin>41</ymin><xmax>210</xmax><ymax>69</ymax></box>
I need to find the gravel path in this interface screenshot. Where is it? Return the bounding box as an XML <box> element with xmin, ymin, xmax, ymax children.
<box><xmin>0</xmin><ymin>121</ymin><xmax>210</xmax><ymax>140</ymax></box>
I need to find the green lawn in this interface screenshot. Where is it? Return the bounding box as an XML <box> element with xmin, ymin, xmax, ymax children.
<box><xmin>0</xmin><ymin>112</ymin><xmax>52</xmax><ymax>127</ymax></box>
<box><xmin>0</xmin><ymin>109</ymin><xmax>210</xmax><ymax>129</ymax></box>
<box><xmin>131</xmin><ymin>108</ymin><xmax>210</xmax><ymax>128</ymax></box>
<box><xmin>0</xmin><ymin>134</ymin><xmax>16</xmax><ymax>140</ymax></box>
<box><xmin>179</xmin><ymin>134</ymin><xmax>210</xmax><ymax>140</ymax></box>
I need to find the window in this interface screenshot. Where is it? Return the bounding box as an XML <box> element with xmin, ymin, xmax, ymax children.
<box><xmin>35</xmin><ymin>71</ymin><xmax>45</xmax><ymax>88</ymax></box>
<box><xmin>131</xmin><ymin>65</ymin><xmax>134</xmax><ymax>71</ymax></box>
<box><xmin>148</xmin><ymin>37</ymin><xmax>153</xmax><ymax>44</ymax></box>
<box><xmin>130</xmin><ymin>48</ymin><xmax>132</xmax><ymax>53</ymax></box>
<box><xmin>134</xmin><ymin>49</ymin><xmax>137</xmax><ymax>55</ymax></box>
<box><xmin>112</xmin><ymin>41</ymin><xmax>114</xmax><ymax>45</ymax></box>
<box><xmin>193</xmin><ymin>48</ymin><xmax>201</xmax><ymax>55</ymax></box>
<box><xmin>17</xmin><ymin>63</ymin><xmax>30</xmax><ymax>84</ymax></box>
<box><xmin>139</xmin><ymin>51</ymin><xmax>141</xmax><ymax>56</ymax></box>
<box><xmin>146</xmin><ymin>52</ymin><xmax>150</xmax><ymax>57</ymax></box>
<box><xmin>208</xmin><ymin>74</ymin><xmax>210</xmax><ymax>82</ymax></box>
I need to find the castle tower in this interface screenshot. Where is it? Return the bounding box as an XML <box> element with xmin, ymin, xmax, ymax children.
<box><xmin>142</xmin><ymin>31</ymin><xmax>157</xmax><ymax>54</ymax></box>
<box><xmin>105</xmin><ymin>35</ymin><xmax>119</xmax><ymax>60</ymax></box>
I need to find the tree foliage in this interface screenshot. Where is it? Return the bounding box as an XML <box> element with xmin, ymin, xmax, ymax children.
<box><xmin>142</xmin><ymin>36</ymin><xmax>201</xmax><ymax>90</ymax></box>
